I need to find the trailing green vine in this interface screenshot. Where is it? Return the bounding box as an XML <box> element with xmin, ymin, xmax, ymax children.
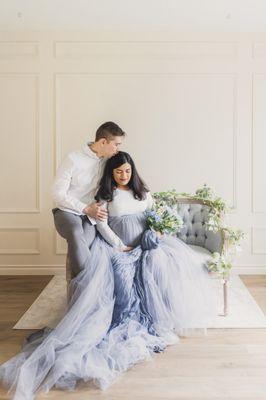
<box><xmin>152</xmin><ymin>183</ymin><xmax>245</xmax><ymax>279</ymax></box>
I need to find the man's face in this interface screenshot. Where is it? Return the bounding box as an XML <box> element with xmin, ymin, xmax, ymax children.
<box><xmin>103</xmin><ymin>136</ymin><xmax>123</xmax><ymax>158</ymax></box>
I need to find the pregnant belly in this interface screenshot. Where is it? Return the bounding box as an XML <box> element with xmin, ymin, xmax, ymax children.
<box><xmin>108</xmin><ymin>213</ymin><xmax>148</xmax><ymax>247</ymax></box>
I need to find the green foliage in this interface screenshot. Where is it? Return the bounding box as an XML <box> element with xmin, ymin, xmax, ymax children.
<box><xmin>207</xmin><ymin>252</ymin><xmax>233</xmax><ymax>279</ymax></box>
<box><xmin>152</xmin><ymin>183</ymin><xmax>245</xmax><ymax>279</ymax></box>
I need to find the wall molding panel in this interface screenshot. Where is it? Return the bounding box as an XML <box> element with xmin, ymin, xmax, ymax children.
<box><xmin>252</xmin><ymin>73</ymin><xmax>266</xmax><ymax>214</ymax></box>
<box><xmin>55</xmin><ymin>72</ymin><xmax>237</xmax><ymax>210</ymax></box>
<box><xmin>54</xmin><ymin>41</ymin><xmax>238</xmax><ymax>59</ymax></box>
<box><xmin>251</xmin><ymin>227</ymin><xmax>266</xmax><ymax>255</ymax></box>
<box><xmin>252</xmin><ymin>42</ymin><xmax>266</xmax><ymax>59</ymax></box>
<box><xmin>0</xmin><ymin>41</ymin><xmax>39</xmax><ymax>59</ymax></box>
<box><xmin>54</xmin><ymin>231</ymin><xmax>67</xmax><ymax>255</ymax></box>
<box><xmin>0</xmin><ymin>228</ymin><xmax>40</xmax><ymax>254</ymax></box>
<box><xmin>0</xmin><ymin>73</ymin><xmax>40</xmax><ymax>213</ymax></box>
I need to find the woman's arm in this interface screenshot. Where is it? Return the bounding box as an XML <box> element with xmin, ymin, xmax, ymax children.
<box><xmin>96</xmin><ymin>202</ymin><xmax>128</xmax><ymax>251</ymax></box>
<box><xmin>146</xmin><ymin>191</ymin><xmax>154</xmax><ymax>211</ymax></box>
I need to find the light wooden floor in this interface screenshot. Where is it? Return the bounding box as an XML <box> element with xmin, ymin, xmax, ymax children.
<box><xmin>1</xmin><ymin>275</ymin><xmax>266</xmax><ymax>400</ymax></box>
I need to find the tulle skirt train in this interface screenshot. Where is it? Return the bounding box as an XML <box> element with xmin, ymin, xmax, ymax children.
<box><xmin>0</xmin><ymin>212</ymin><xmax>217</xmax><ymax>399</ymax></box>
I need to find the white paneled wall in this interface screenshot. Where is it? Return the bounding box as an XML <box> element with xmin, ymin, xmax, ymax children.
<box><xmin>0</xmin><ymin>31</ymin><xmax>266</xmax><ymax>274</ymax></box>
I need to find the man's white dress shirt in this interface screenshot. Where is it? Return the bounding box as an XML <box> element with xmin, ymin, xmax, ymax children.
<box><xmin>52</xmin><ymin>142</ymin><xmax>106</xmax><ymax>224</ymax></box>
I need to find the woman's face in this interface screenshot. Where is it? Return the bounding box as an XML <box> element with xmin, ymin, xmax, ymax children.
<box><xmin>113</xmin><ymin>162</ymin><xmax>132</xmax><ymax>187</ymax></box>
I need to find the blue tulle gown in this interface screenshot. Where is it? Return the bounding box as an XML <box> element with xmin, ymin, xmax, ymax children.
<box><xmin>0</xmin><ymin>211</ymin><xmax>217</xmax><ymax>400</ymax></box>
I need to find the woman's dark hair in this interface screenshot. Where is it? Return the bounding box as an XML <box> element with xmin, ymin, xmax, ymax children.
<box><xmin>95</xmin><ymin>151</ymin><xmax>149</xmax><ymax>202</ymax></box>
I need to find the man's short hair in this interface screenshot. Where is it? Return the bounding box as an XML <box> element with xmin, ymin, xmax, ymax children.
<box><xmin>95</xmin><ymin>121</ymin><xmax>126</xmax><ymax>142</ymax></box>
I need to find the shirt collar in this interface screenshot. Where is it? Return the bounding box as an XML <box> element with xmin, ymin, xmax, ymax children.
<box><xmin>82</xmin><ymin>141</ymin><xmax>102</xmax><ymax>160</ymax></box>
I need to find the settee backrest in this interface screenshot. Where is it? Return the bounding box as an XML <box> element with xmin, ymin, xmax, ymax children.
<box><xmin>171</xmin><ymin>198</ymin><xmax>224</xmax><ymax>254</ymax></box>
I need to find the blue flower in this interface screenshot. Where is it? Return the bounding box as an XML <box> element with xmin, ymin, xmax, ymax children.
<box><xmin>154</xmin><ymin>215</ymin><xmax>162</xmax><ymax>223</ymax></box>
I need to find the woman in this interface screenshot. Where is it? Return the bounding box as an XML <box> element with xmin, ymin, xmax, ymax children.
<box><xmin>0</xmin><ymin>152</ymin><xmax>217</xmax><ymax>400</ymax></box>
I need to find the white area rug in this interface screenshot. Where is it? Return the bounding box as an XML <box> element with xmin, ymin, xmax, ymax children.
<box><xmin>13</xmin><ymin>274</ymin><xmax>266</xmax><ymax>330</ymax></box>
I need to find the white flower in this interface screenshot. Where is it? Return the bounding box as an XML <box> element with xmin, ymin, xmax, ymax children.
<box><xmin>212</xmin><ymin>252</ymin><xmax>220</xmax><ymax>260</ymax></box>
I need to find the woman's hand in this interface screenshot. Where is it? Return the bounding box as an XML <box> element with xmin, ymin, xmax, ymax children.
<box><xmin>121</xmin><ymin>246</ymin><xmax>133</xmax><ymax>252</ymax></box>
<box><xmin>155</xmin><ymin>231</ymin><xmax>163</xmax><ymax>239</ymax></box>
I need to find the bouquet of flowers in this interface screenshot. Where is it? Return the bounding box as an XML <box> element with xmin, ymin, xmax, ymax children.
<box><xmin>146</xmin><ymin>202</ymin><xmax>184</xmax><ymax>235</ymax></box>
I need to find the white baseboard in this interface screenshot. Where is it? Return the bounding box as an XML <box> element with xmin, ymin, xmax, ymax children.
<box><xmin>233</xmin><ymin>266</ymin><xmax>266</xmax><ymax>275</ymax></box>
<box><xmin>0</xmin><ymin>265</ymin><xmax>266</xmax><ymax>275</ymax></box>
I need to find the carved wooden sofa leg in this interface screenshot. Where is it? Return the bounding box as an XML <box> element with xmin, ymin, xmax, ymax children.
<box><xmin>223</xmin><ymin>279</ymin><xmax>228</xmax><ymax>316</ymax></box>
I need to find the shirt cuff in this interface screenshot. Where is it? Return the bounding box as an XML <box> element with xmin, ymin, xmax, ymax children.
<box><xmin>76</xmin><ymin>201</ymin><xmax>88</xmax><ymax>214</ymax></box>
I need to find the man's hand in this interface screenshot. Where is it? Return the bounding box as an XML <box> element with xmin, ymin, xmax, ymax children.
<box><xmin>82</xmin><ymin>202</ymin><xmax>108</xmax><ymax>221</ymax></box>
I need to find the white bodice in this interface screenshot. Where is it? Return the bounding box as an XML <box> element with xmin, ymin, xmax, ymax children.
<box><xmin>106</xmin><ymin>188</ymin><xmax>153</xmax><ymax>217</ymax></box>
<box><xmin>96</xmin><ymin>189</ymin><xmax>154</xmax><ymax>249</ymax></box>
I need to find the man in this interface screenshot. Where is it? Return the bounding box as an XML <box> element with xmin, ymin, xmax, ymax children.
<box><xmin>52</xmin><ymin>121</ymin><xmax>126</xmax><ymax>284</ymax></box>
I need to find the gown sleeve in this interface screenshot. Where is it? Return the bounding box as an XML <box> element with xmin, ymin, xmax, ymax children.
<box><xmin>146</xmin><ymin>191</ymin><xmax>154</xmax><ymax>211</ymax></box>
<box><xmin>96</xmin><ymin>202</ymin><xmax>127</xmax><ymax>250</ymax></box>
